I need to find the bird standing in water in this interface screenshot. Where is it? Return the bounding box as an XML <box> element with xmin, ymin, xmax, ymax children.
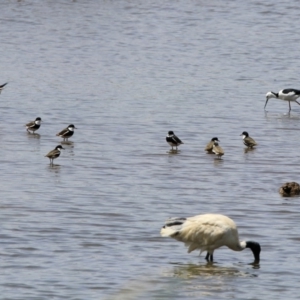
<box><xmin>205</xmin><ymin>137</ymin><xmax>219</xmax><ymax>153</ymax></box>
<box><xmin>166</xmin><ymin>131</ymin><xmax>184</xmax><ymax>150</ymax></box>
<box><xmin>0</xmin><ymin>82</ymin><xmax>8</xmax><ymax>94</ymax></box>
<box><xmin>212</xmin><ymin>140</ymin><xmax>224</xmax><ymax>158</ymax></box>
<box><xmin>45</xmin><ymin>145</ymin><xmax>65</xmax><ymax>165</ymax></box>
<box><xmin>25</xmin><ymin>117</ymin><xmax>42</xmax><ymax>134</ymax></box>
<box><xmin>56</xmin><ymin>124</ymin><xmax>77</xmax><ymax>141</ymax></box>
<box><xmin>241</xmin><ymin>131</ymin><xmax>257</xmax><ymax>148</ymax></box>
<box><xmin>265</xmin><ymin>89</ymin><xmax>300</xmax><ymax>111</ymax></box>
<box><xmin>160</xmin><ymin>213</ymin><xmax>261</xmax><ymax>264</ymax></box>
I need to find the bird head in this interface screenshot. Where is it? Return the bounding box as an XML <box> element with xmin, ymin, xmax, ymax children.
<box><xmin>240</xmin><ymin>131</ymin><xmax>249</xmax><ymax>139</ymax></box>
<box><xmin>265</xmin><ymin>91</ymin><xmax>277</xmax><ymax>109</ymax></box>
<box><xmin>35</xmin><ymin>117</ymin><xmax>42</xmax><ymax>124</ymax></box>
<box><xmin>56</xmin><ymin>145</ymin><xmax>65</xmax><ymax>151</ymax></box>
<box><xmin>246</xmin><ymin>241</ymin><xmax>261</xmax><ymax>264</ymax></box>
<box><xmin>68</xmin><ymin>124</ymin><xmax>77</xmax><ymax>131</ymax></box>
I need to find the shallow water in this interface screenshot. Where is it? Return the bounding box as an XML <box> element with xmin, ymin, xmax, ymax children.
<box><xmin>1</xmin><ymin>0</ymin><xmax>300</xmax><ymax>299</ymax></box>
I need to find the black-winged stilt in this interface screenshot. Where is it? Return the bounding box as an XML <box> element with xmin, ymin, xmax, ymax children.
<box><xmin>265</xmin><ymin>89</ymin><xmax>300</xmax><ymax>111</ymax></box>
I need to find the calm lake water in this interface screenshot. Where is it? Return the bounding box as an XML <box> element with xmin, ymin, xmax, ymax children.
<box><xmin>1</xmin><ymin>0</ymin><xmax>300</xmax><ymax>299</ymax></box>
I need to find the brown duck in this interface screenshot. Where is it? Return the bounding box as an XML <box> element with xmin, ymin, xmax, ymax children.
<box><xmin>279</xmin><ymin>182</ymin><xmax>300</xmax><ymax>197</ymax></box>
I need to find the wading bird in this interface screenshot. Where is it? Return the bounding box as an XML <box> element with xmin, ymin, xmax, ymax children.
<box><xmin>265</xmin><ymin>89</ymin><xmax>300</xmax><ymax>111</ymax></box>
<box><xmin>241</xmin><ymin>131</ymin><xmax>257</xmax><ymax>148</ymax></box>
<box><xmin>160</xmin><ymin>213</ymin><xmax>261</xmax><ymax>264</ymax></box>
<box><xmin>212</xmin><ymin>140</ymin><xmax>224</xmax><ymax>158</ymax></box>
<box><xmin>166</xmin><ymin>131</ymin><xmax>184</xmax><ymax>150</ymax></box>
<box><xmin>45</xmin><ymin>145</ymin><xmax>64</xmax><ymax>165</ymax></box>
<box><xmin>205</xmin><ymin>137</ymin><xmax>219</xmax><ymax>153</ymax></box>
<box><xmin>25</xmin><ymin>117</ymin><xmax>42</xmax><ymax>134</ymax></box>
<box><xmin>56</xmin><ymin>124</ymin><xmax>77</xmax><ymax>141</ymax></box>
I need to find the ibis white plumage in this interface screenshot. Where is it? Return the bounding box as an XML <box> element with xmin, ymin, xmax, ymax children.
<box><xmin>160</xmin><ymin>213</ymin><xmax>261</xmax><ymax>264</ymax></box>
<box><xmin>265</xmin><ymin>89</ymin><xmax>300</xmax><ymax>111</ymax></box>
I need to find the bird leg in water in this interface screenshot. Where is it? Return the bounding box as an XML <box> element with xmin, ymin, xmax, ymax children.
<box><xmin>205</xmin><ymin>252</ymin><xmax>213</xmax><ymax>262</ymax></box>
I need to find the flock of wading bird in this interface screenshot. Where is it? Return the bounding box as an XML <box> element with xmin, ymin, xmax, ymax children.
<box><xmin>162</xmin><ymin>88</ymin><xmax>300</xmax><ymax>265</ymax></box>
<box><xmin>2</xmin><ymin>82</ymin><xmax>300</xmax><ymax>265</ymax></box>
<box><xmin>0</xmin><ymin>83</ymin><xmax>77</xmax><ymax>166</ymax></box>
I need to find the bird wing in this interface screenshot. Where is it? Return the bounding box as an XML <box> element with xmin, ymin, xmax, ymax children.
<box><xmin>45</xmin><ymin>149</ymin><xmax>59</xmax><ymax>158</ymax></box>
<box><xmin>205</xmin><ymin>141</ymin><xmax>213</xmax><ymax>151</ymax></box>
<box><xmin>26</xmin><ymin>121</ymin><xmax>35</xmax><ymax>128</ymax></box>
<box><xmin>56</xmin><ymin>128</ymin><xmax>68</xmax><ymax>136</ymax></box>
<box><xmin>282</xmin><ymin>89</ymin><xmax>300</xmax><ymax>96</ymax></box>
<box><xmin>245</xmin><ymin>137</ymin><xmax>257</xmax><ymax>146</ymax></box>
<box><xmin>213</xmin><ymin>145</ymin><xmax>224</xmax><ymax>155</ymax></box>
<box><xmin>172</xmin><ymin>135</ymin><xmax>183</xmax><ymax>144</ymax></box>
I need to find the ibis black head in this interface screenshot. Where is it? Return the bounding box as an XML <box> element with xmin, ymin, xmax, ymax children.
<box><xmin>36</xmin><ymin>117</ymin><xmax>42</xmax><ymax>121</ymax></box>
<box><xmin>68</xmin><ymin>124</ymin><xmax>77</xmax><ymax>129</ymax></box>
<box><xmin>241</xmin><ymin>131</ymin><xmax>249</xmax><ymax>137</ymax></box>
<box><xmin>246</xmin><ymin>241</ymin><xmax>261</xmax><ymax>264</ymax></box>
<box><xmin>168</xmin><ymin>131</ymin><xmax>174</xmax><ymax>136</ymax></box>
<box><xmin>211</xmin><ymin>137</ymin><xmax>219</xmax><ymax>142</ymax></box>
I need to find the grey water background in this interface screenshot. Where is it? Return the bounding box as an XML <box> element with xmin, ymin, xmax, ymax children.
<box><xmin>1</xmin><ymin>0</ymin><xmax>300</xmax><ymax>299</ymax></box>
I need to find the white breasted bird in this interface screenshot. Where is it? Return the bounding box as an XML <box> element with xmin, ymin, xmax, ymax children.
<box><xmin>45</xmin><ymin>145</ymin><xmax>65</xmax><ymax>165</ymax></box>
<box><xmin>166</xmin><ymin>131</ymin><xmax>184</xmax><ymax>150</ymax></box>
<box><xmin>265</xmin><ymin>89</ymin><xmax>300</xmax><ymax>111</ymax></box>
<box><xmin>160</xmin><ymin>213</ymin><xmax>261</xmax><ymax>264</ymax></box>
<box><xmin>25</xmin><ymin>117</ymin><xmax>42</xmax><ymax>133</ymax></box>
<box><xmin>241</xmin><ymin>131</ymin><xmax>257</xmax><ymax>148</ymax></box>
<box><xmin>56</xmin><ymin>124</ymin><xmax>77</xmax><ymax>141</ymax></box>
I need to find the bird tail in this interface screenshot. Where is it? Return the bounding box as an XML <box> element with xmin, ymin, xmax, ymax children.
<box><xmin>160</xmin><ymin>217</ymin><xmax>186</xmax><ymax>237</ymax></box>
<box><xmin>0</xmin><ymin>82</ymin><xmax>8</xmax><ymax>88</ymax></box>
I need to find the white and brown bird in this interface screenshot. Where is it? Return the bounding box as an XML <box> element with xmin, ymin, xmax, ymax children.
<box><xmin>205</xmin><ymin>137</ymin><xmax>219</xmax><ymax>153</ymax></box>
<box><xmin>212</xmin><ymin>140</ymin><xmax>224</xmax><ymax>158</ymax></box>
<box><xmin>160</xmin><ymin>213</ymin><xmax>261</xmax><ymax>264</ymax></box>
<box><xmin>56</xmin><ymin>124</ymin><xmax>77</xmax><ymax>141</ymax></box>
<box><xmin>25</xmin><ymin>117</ymin><xmax>42</xmax><ymax>134</ymax></box>
<box><xmin>265</xmin><ymin>89</ymin><xmax>300</xmax><ymax>111</ymax></box>
<box><xmin>45</xmin><ymin>145</ymin><xmax>65</xmax><ymax>165</ymax></box>
<box><xmin>241</xmin><ymin>131</ymin><xmax>257</xmax><ymax>148</ymax></box>
<box><xmin>279</xmin><ymin>182</ymin><xmax>300</xmax><ymax>197</ymax></box>
<box><xmin>166</xmin><ymin>131</ymin><xmax>184</xmax><ymax>150</ymax></box>
<box><xmin>0</xmin><ymin>82</ymin><xmax>8</xmax><ymax>94</ymax></box>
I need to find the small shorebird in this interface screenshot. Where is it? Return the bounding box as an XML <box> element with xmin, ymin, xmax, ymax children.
<box><xmin>205</xmin><ymin>137</ymin><xmax>219</xmax><ymax>153</ymax></box>
<box><xmin>25</xmin><ymin>117</ymin><xmax>42</xmax><ymax>133</ymax></box>
<box><xmin>265</xmin><ymin>89</ymin><xmax>300</xmax><ymax>111</ymax></box>
<box><xmin>166</xmin><ymin>131</ymin><xmax>184</xmax><ymax>150</ymax></box>
<box><xmin>279</xmin><ymin>182</ymin><xmax>300</xmax><ymax>197</ymax></box>
<box><xmin>160</xmin><ymin>213</ymin><xmax>261</xmax><ymax>264</ymax></box>
<box><xmin>212</xmin><ymin>140</ymin><xmax>224</xmax><ymax>158</ymax></box>
<box><xmin>45</xmin><ymin>145</ymin><xmax>64</xmax><ymax>165</ymax></box>
<box><xmin>56</xmin><ymin>124</ymin><xmax>77</xmax><ymax>141</ymax></box>
<box><xmin>241</xmin><ymin>131</ymin><xmax>257</xmax><ymax>148</ymax></box>
<box><xmin>0</xmin><ymin>82</ymin><xmax>8</xmax><ymax>94</ymax></box>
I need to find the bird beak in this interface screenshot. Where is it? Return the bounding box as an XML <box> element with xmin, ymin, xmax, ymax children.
<box><xmin>264</xmin><ymin>98</ymin><xmax>269</xmax><ymax>109</ymax></box>
<box><xmin>61</xmin><ymin>147</ymin><xmax>65</xmax><ymax>150</ymax></box>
